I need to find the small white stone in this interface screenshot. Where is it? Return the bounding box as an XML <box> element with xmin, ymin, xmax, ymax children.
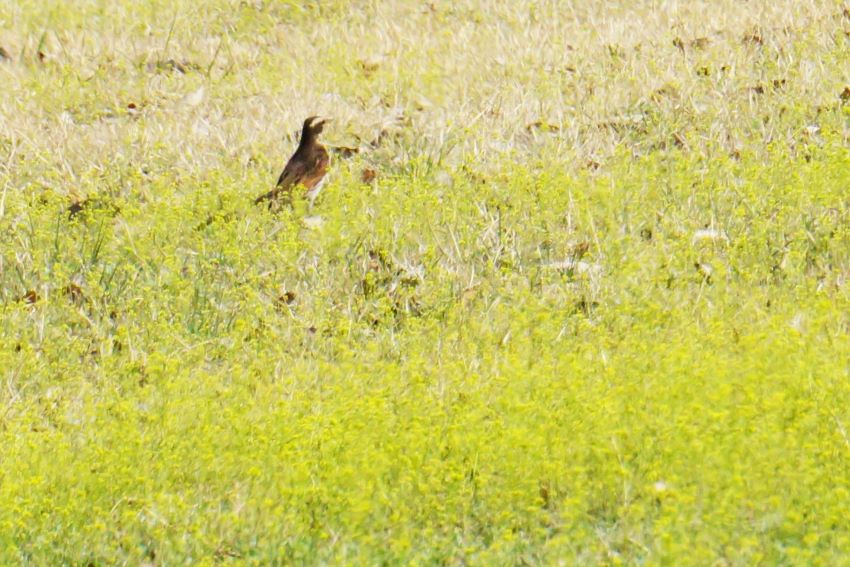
<box><xmin>181</xmin><ymin>86</ymin><xmax>205</xmax><ymax>107</ymax></box>
<box><xmin>692</xmin><ymin>228</ymin><xmax>729</xmax><ymax>244</ymax></box>
<box><xmin>543</xmin><ymin>259</ymin><xmax>602</xmax><ymax>276</ymax></box>
<box><xmin>302</xmin><ymin>215</ymin><xmax>324</xmax><ymax>229</ymax></box>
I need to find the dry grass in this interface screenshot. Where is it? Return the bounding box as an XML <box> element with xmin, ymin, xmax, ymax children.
<box><xmin>1</xmin><ymin>0</ymin><xmax>849</xmax><ymax>190</ymax></box>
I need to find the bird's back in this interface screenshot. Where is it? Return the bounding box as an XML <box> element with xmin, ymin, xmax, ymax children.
<box><xmin>277</xmin><ymin>144</ymin><xmax>329</xmax><ymax>193</ymax></box>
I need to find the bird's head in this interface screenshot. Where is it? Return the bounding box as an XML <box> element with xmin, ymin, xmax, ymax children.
<box><xmin>302</xmin><ymin>116</ymin><xmax>330</xmax><ymax>141</ymax></box>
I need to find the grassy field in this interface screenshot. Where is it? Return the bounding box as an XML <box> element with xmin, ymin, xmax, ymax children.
<box><xmin>2</xmin><ymin>0</ymin><xmax>850</xmax><ymax>563</ymax></box>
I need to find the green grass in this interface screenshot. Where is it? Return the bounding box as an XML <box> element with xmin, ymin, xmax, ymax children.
<box><xmin>2</xmin><ymin>0</ymin><xmax>850</xmax><ymax>564</ymax></box>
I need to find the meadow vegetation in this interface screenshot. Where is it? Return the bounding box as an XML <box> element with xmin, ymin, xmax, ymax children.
<box><xmin>2</xmin><ymin>0</ymin><xmax>850</xmax><ymax>563</ymax></box>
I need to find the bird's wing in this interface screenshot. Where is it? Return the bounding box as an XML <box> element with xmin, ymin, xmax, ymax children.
<box><xmin>255</xmin><ymin>149</ymin><xmax>329</xmax><ymax>205</ymax></box>
<box><xmin>299</xmin><ymin>150</ymin><xmax>330</xmax><ymax>191</ymax></box>
<box><xmin>276</xmin><ymin>156</ymin><xmax>311</xmax><ymax>190</ymax></box>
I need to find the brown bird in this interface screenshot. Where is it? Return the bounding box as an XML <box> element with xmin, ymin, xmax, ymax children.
<box><xmin>255</xmin><ymin>116</ymin><xmax>331</xmax><ymax>209</ymax></box>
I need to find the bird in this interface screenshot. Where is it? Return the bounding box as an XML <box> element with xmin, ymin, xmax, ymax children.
<box><xmin>255</xmin><ymin>116</ymin><xmax>331</xmax><ymax>209</ymax></box>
